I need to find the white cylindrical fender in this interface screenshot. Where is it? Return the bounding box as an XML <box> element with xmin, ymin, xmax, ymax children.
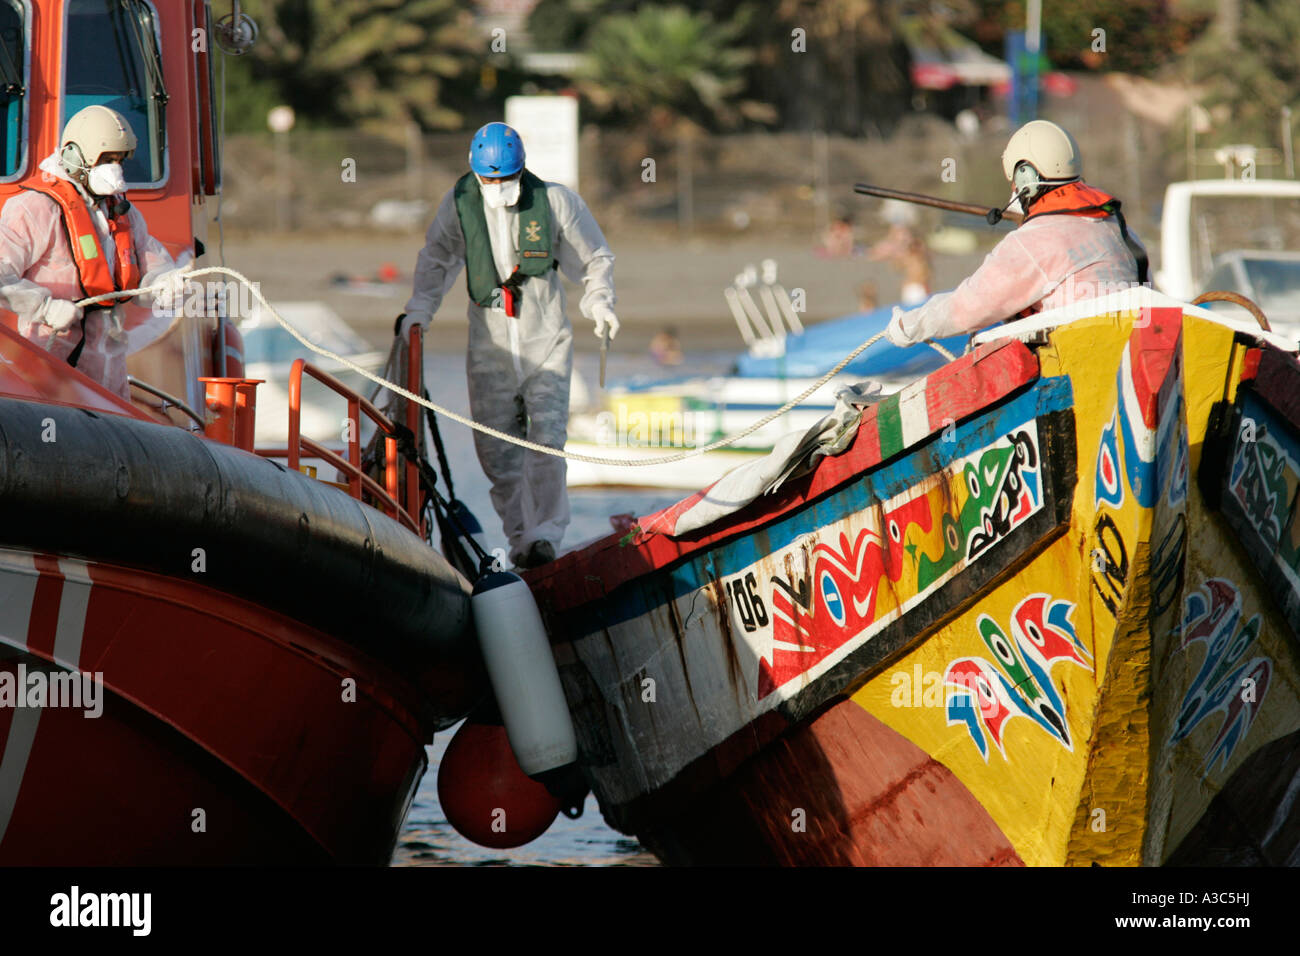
<box><xmin>471</xmin><ymin>570</ymin><xmax>577</xmax><ymax>777</ymax></box>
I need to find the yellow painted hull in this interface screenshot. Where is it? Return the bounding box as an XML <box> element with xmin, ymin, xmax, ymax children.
<box><xmin>536</xmin><ymin>301</ymin><xmax>1300</xmax><ymax>865</ymax></box>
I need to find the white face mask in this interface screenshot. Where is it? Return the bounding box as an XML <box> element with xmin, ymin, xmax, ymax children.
<box><xmin>480</xmin><ymin>176</ymin><xmax>521</xmax><ymax>209</ymax></box>
<box><xmin>87</xmin><ymin>162</ymin><xmax>126</xmax><ymax>197</ymax></box>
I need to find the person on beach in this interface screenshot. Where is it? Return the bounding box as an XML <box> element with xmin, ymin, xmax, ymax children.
<box><xmin>398</xmin><ymin>122</ymin><xmax>618</xmax><ymax>569</ymax></box>
<box><xmin>868</xmin><ymin>201</ymin><xmax>932</xmax><ymax>306</ymax></box>
<box><xmin>886</xmin><ymin>120</ymin><xmax>1147</xmax><ymax>347</ymax></box>
<box><xmin>0</xmin><ymin>106</ymin><xmax>191</xmax><ymax>399</ymax></box>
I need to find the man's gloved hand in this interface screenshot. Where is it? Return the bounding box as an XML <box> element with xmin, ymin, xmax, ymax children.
<box><xmin>593</xmin><ymin>305</ymin><xmax>619</xmax><ymax>341</ymax></box>
<box><xmin>154</xmin><ymin>265</ymin><xmax>195</xmax><ymax>313</ymax></box>
<box><xmin>885</xmin><ymin>305</ymin><xmax>916</xmax><ymax>348</ymax></box>
<box><xmin>39</xmin><ymin>299</ymin><xmax>84</xmax><ymax>332</ymax></box>
<box><xmin>396</xmin><ymin>313</ymin><xmax>431</xmax><ymax>339</ymax></box>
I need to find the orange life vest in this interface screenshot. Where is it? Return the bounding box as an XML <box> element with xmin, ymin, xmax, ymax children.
<box><xmin>1023</xmin><ymin>180</ymin><xmax>1120</xmax><ymax>221</ymax></box>
<box><xmin>20</xmin><ymin>178</ymin><xmax>141</xmax><ymax>303</ymax></box>
<box><xmin>1023</xmin><ymin>180</ymin><xmax>1148</xmax><ymax>283</ymax></box>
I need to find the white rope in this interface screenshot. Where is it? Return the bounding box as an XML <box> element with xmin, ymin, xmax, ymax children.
<box><xmin>80</xmin><ymin>267</ymin><xmax>954</xmax><ymax>467</ymax></box>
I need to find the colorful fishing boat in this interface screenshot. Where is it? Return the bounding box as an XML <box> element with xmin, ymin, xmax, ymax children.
<box><xmin>528</xmin><ymin>286</ymin><xmax>1300</xmax><ymax>865</ymax></box>
<box><xmin>0</xmin><ymin>0</ymin><xmax>480</xmax><ymax>864</ymax></box>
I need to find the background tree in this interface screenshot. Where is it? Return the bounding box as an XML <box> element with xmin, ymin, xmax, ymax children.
<box><xmin>966</xmin><ymin>0</ymin><xmax>1203</xmax><ymax>75</ymax></box>
<box><xmin>760</xmin><ymin>0</ymin><xmax>910</xmax><ymax>136</ymax></box>
<box><xmin>217</xmin><ymin>0</ymin><xmax>490</xmax><ymax>132</ymax></box>
<box><xmin>575</xmin><ymin>5</ymin><xmax>769</xmax><ymax>132</ymax></box>
<box><xmin>1178</xmin><ymin>0</ymin><xmax>1300</xmax><ymax>147</ymax></box>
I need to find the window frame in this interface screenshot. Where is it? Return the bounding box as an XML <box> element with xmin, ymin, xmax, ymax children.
<box><xmin>59</xmin><ymin>0</ymin><xmax>170</xmax><ymax>190</ymax></box>
<box><xmin>0</xmin><ymin>0</ymin><xmax>31</xmax><ymax>184</ymax></box>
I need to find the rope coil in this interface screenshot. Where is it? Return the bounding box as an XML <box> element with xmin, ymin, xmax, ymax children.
<box><xmin>81</xmin><ymin>267</ymin><xmax>953</xmax><ymax>467</ymax></box>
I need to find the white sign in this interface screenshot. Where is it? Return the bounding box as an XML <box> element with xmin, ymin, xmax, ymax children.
<box><xmin>505</xmin><ymin>95</ymin><xmax>579</xmax><ymax>190</ymax></box>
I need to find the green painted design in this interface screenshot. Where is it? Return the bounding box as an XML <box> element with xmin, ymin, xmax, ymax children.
<box><xmin>916</xmin><ymin>431</ymin><xmax>1039</xmax><ymax>590</ymax></box>
<box><xmin>877</xmin><ymin>395</ymin><xmax>903</xmax><ymax>459</ymax></box>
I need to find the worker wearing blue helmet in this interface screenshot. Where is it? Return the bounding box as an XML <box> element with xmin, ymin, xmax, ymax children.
<box><xmin>400</xmin><ymin>122</ymin><xmax>618</xmax><ymax>569</ymax></box>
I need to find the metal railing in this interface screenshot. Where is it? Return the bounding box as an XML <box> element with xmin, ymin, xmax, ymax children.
<box><xmin>264</xmin><ymin>328</ymin><xmax>425</xmax><ymax>535</ymax></box>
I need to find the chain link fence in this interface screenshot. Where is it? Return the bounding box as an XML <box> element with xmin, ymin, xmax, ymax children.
<box><xmin>216</xmin><ymin>100</ymin><xmax>1176</xmax><ymax>249</ymax></box>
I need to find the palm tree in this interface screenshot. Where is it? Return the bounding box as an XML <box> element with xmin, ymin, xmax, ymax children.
<box><xmin>578</xmin><ymin>5</ymin><xmax>770</xmax><ymax>132</ymax></box>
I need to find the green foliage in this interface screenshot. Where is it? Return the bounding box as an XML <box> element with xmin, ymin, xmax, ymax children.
<box><xmin>216</xmin><ymin>53</ymin><xmax>284</xmax><ymax>134</ymax></box>
<box><xmin>217</xmin><ymin>0</ymin><xmax>487</xmax><ymax>132</ymax></box>
<box><xmin>577</xmin><ymin>5</ymin><xmax>765</xmax><ymax>129</ymax></box>
<box><xmin>526</xmin><ymin>0</ymin><xmax>616</xmax><ymax>50</ymax></box>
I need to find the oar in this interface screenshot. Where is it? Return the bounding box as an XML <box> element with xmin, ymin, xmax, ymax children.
<box><xmin>853</xmin><ymin>182</ymin><xmax>1024</xmax><ymax>226</ymax></box>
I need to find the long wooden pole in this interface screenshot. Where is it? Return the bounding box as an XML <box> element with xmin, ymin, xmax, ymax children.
<box><xmin>852</xmin><ymin>183</ymin><xmax>1022</xmax><ymax>225</ymax></box>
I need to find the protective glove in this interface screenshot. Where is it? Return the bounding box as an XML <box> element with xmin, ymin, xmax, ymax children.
<box><xmin>885</xmin><ymin>305</ymin><xmax>916</xmax><ymax>348</ymax></box>
<box><xmin>396</xmin><ymin>312</ymin><xmax>431</xmax><ymax>339</ymax></box>
<box><xmin>154</xmin><ymin>265</ymin><xmax>195</xmax><ymax>313</ymax></box>
<box><xmin>593</xmin><ymin>305</ymin><xmax>619</xmax><ymax>341</ymax></box>
<box><xmin>38</xmin><ymin>299</ymin><xmax>84</xmax><ymax>333</ymax></box>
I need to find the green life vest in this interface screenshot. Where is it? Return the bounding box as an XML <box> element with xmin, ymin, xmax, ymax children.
<box><xmin>454</xmin><ymin>169</ymin><xmax>555</xmax><ymax>308</ymax></box>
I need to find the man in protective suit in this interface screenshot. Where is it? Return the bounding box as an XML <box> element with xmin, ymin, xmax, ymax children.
<box><xmin>886</xmin><ymin>119</ymin><xmax>1147</xmax><ymax>346</ymax></box>
<box><xmin>400</xmin><ymin>122</ymin><xmax>618</xmax><ymax>569</ymax></box>
<box><xmin>0</xmin><ymin>105</ymin><xmax>191</xmax><ymax>399</ymax></box>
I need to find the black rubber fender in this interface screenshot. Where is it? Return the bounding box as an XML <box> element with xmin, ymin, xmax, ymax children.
<box><xmin>0</xmin><ymin>398</ymin><xmax>474</xmax><ymax>671</ymax></box>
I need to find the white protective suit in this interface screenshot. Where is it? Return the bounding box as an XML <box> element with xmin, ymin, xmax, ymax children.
<box><xmin>405</xmin><ymin>179</ymin><xmax>616</xmax><ymax>561</ymax></box>
<box><xmin>0</xmin><ymin>153</ymin><xmax>181</xmax><ymax>399</ymax></box>
<box><xmin>890</xmin><ymin>212</ymin><xmax>1143</xmax><ymax>344</ymax></box>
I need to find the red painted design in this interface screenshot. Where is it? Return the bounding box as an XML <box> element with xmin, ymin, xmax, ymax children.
<box><xmin>759</xmin><ymin>495</ymin><xmax>933</xmax><ymax>698</ymax></box>
<box><xmin>1240</xmin><ymin>348</ymin><xmax>1261</xmax><ymax>384</ymax></box>
<box><xmin>1128</xmin><ymin>309</ymin><xmax>1184</xmax><ymax>428</ymax></box>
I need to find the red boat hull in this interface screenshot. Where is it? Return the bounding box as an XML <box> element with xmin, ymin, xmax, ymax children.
<box><xmin>0</xmin><ymin>550</ymin><xmax>431</xmax><ymax>864</ymax></box>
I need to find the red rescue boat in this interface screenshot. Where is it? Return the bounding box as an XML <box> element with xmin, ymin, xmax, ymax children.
<box><xmin>0</xmin><ymin>1</ymin><xmax>480</xmax><ymax>864</ymax></box>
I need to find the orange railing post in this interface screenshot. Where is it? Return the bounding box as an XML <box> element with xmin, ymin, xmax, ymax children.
<box><xmin>347</xmin><ymin>395</ymin><xmax>361</xmax><ymax>500</ymax></box>
<box><xmin>287</xmin><ymin>359</ymin><xmax>304</xmax><ymax>475</ymax></box>
<box><xmin>200</xmin><ymin>376</ymin><xmax>264</xmax><ymax>450</ymax></box>
<box><xmin>406</xmin><ymin>325</ymin><xmax>424</xmax><ymax>533</ymax></box>
<box><xmin>274</xmin><ymin>355</ymin><xmax>423</xmax><ymax>535</ymax></box>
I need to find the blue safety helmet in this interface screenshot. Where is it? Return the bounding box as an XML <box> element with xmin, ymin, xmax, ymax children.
<box><xmin>468</xmin><ymin>122</ymin><xmax>525</xmax><ymax>178</ymax></box>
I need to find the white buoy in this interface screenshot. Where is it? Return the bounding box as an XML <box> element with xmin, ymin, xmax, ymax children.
<box><xmin>470</xmin><ymin>569</ymin><xmax>577</xmax><ymax>777</ymax></box>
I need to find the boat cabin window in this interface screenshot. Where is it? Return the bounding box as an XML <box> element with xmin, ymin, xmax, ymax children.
<box><xmin>0</xmin><ymin>0</ymin><xmax>26</xmax><ymax>180</ymax></box>
<box><xmin>63</xmin><ymin>0</ymin><xmax>168</xmax><ymax>186</ymax></box>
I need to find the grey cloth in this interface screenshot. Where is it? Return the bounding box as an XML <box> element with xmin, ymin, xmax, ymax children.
<box><xmin>670</xmin><ymin>381</ymin><xmax>883</xmax><ymax>536</ymax></box>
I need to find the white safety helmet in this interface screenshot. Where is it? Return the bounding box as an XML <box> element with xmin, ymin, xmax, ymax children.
<box><xmin>1001</xmin><ymin>119</ymin><xmax>1081</xmax><ymax>194</ymax></box>
<box><xmin>60</xmin><ymin>105</ymin><xmax>137</xmax><ymax>175</ymax></box>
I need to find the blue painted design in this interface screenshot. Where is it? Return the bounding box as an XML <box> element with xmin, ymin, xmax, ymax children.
<box><xmin>946</xmin><ymin>694</ymin><xmax>989</xmax><ymax>760</ymax></box>
<box><xmin>1094</xmin><ymin>409</ymin><xmax>1123</xmax><ymax>509</ymax></box>
<box><xmin>820</xmin><ymin>571</ymin><xmax>845</xmax><ymax>627</ymax></box>
<box><xmin>1116</xmin><ymin>364</ymin><xmax>1158</xmax><ymax>507</ymax></box>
